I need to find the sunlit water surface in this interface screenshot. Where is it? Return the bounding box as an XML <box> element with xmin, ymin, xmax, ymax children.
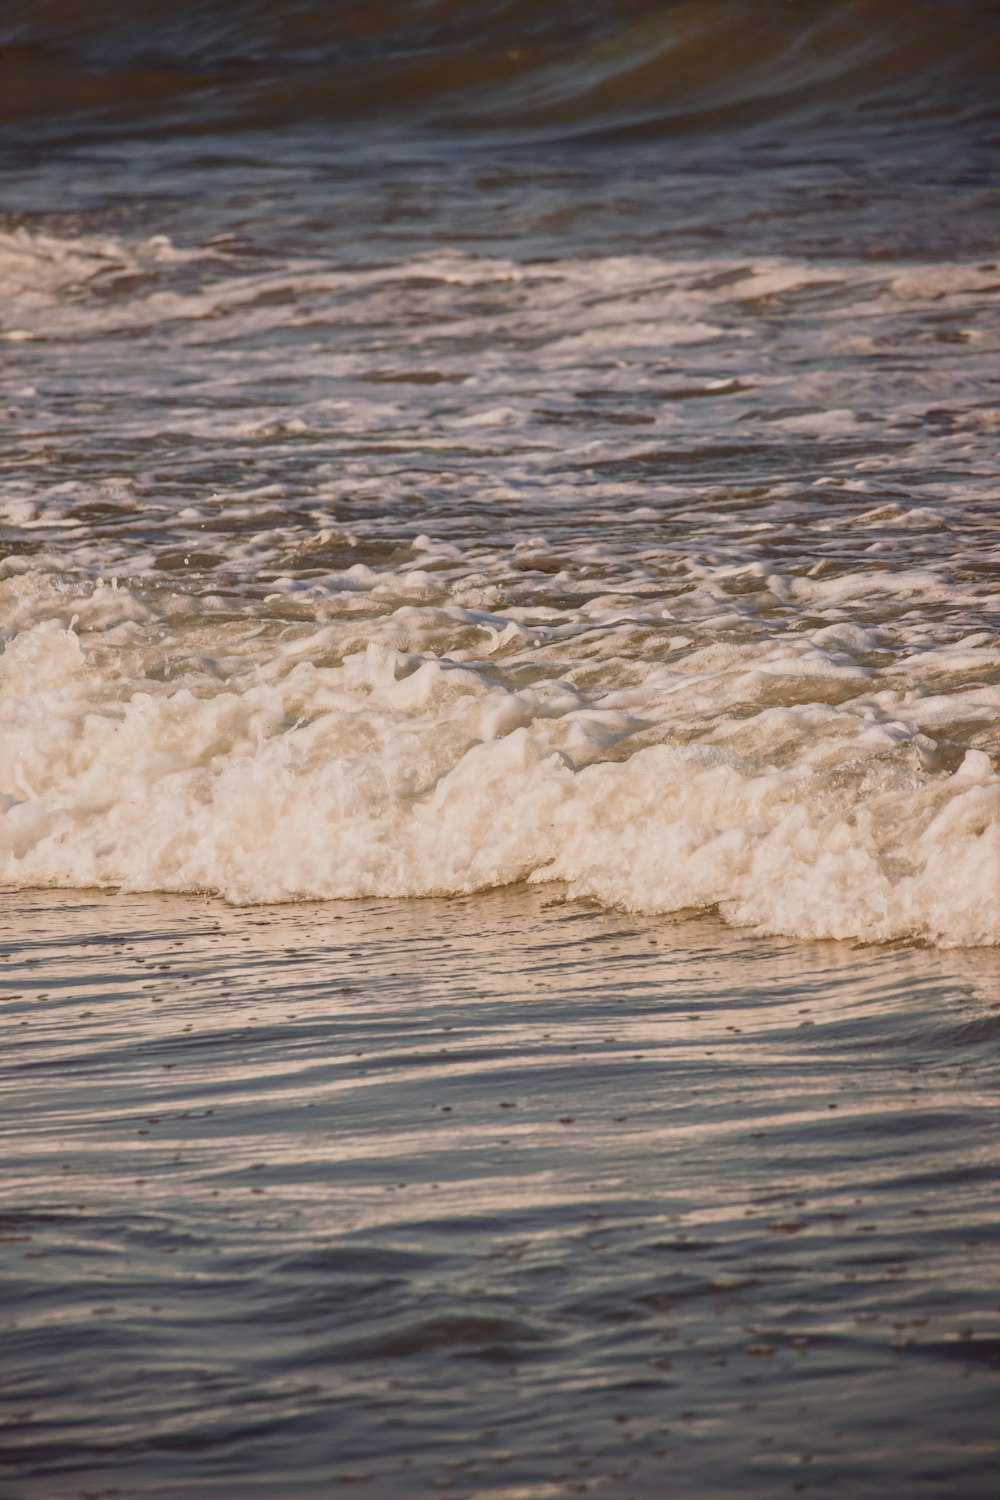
<box><xmin>2</xmin><ymin>5</ymin><xmax>1000</xmax><ymax>1491</ymax></box>
<box><xmin>2</xmin><ymin>889</ymin><xmax>999</xmax><ymax>1498</ymax></box>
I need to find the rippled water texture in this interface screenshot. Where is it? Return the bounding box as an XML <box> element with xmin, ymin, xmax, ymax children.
<box><xmin>2</xmin><ymin>1</ymin><xmax>1000</xmax><ymax>1495</ymax></box>
<box><xmin>3</xmin><ymin>891</ymin><xmax>1000</xmax><ymax>1499</ymax></box>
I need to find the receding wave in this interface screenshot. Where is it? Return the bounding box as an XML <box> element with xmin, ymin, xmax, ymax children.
<box><xmin>2</xmin><ymin>0</ymin><xmax>998</xmax><ymax>139</ymax></box>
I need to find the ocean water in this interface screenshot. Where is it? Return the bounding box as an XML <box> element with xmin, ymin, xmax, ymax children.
<box><xmin>2</xmin><ymin>1</ymin><xmax>999</xmax><ymax>1495</ymax></box>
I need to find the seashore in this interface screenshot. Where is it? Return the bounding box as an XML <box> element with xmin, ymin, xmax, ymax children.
<box><xmin>2</xmin><ymin>1</ymin><xmax>1000</xmax><ymax>1493</ymax></box>
<box><xmin>2</xmin><ymin>885</ymin><xmax>999</xmax><ymax>1497</ymax></box>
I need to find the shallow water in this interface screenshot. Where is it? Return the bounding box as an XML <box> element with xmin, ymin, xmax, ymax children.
<box><xmin>3</xmin><ymin>161</ymin><xmax>999</xmax><ymax>942</ymax></box>
<box><xmin>2</xmin><ymin>888</ymin><xmax>1000</xmax><ymax>1499</ymax></box>
<box><xmin>2</xmin><ymin>2</ymin><xmax>1000</xmax><ymax>1494</ymax></box>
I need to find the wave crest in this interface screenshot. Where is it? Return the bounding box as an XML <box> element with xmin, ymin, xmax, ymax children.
<box><xmin>3</xmin><ymin>0</ymin><xmax>998</xmax><ymax>138</ymax></box>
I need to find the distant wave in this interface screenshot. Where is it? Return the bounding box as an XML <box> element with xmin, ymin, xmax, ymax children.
<box><xmin>2</xmin><ymin>0</ymin><xmax>998</xmax><ymax>140</ymax></box>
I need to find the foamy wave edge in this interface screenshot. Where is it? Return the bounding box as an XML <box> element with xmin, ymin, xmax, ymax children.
<box><xmin>2</xmin><ymin>621</ymin><xmax>997</xmax><ymax>949</ymax></box>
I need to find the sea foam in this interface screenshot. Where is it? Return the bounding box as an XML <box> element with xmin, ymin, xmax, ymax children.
<box><xmin>2</xmin><ymin>590</ymin><xmax>996</xmax><ymax>946</ymax></box>
<box><xmin>2</xmin><ymin>235</ymin><xmax>998</xmax><ymax>945</ymax></box>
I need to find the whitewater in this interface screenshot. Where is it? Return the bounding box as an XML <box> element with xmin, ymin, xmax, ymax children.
<box><xmin>2</xmin><ymin>232</ymin><xmax>998</xmax><ymax>944</ymax></box>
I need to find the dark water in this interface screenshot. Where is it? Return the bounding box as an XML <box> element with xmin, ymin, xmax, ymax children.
<box><xmin>3</xmin><ymin>0</ymin><xmax>999</xmax><ymax>141</ymax></box>
<box><xmin>2</xmin><ymin>2</ymin><xmax>999</xmax><ymax>1496</ymax></box>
